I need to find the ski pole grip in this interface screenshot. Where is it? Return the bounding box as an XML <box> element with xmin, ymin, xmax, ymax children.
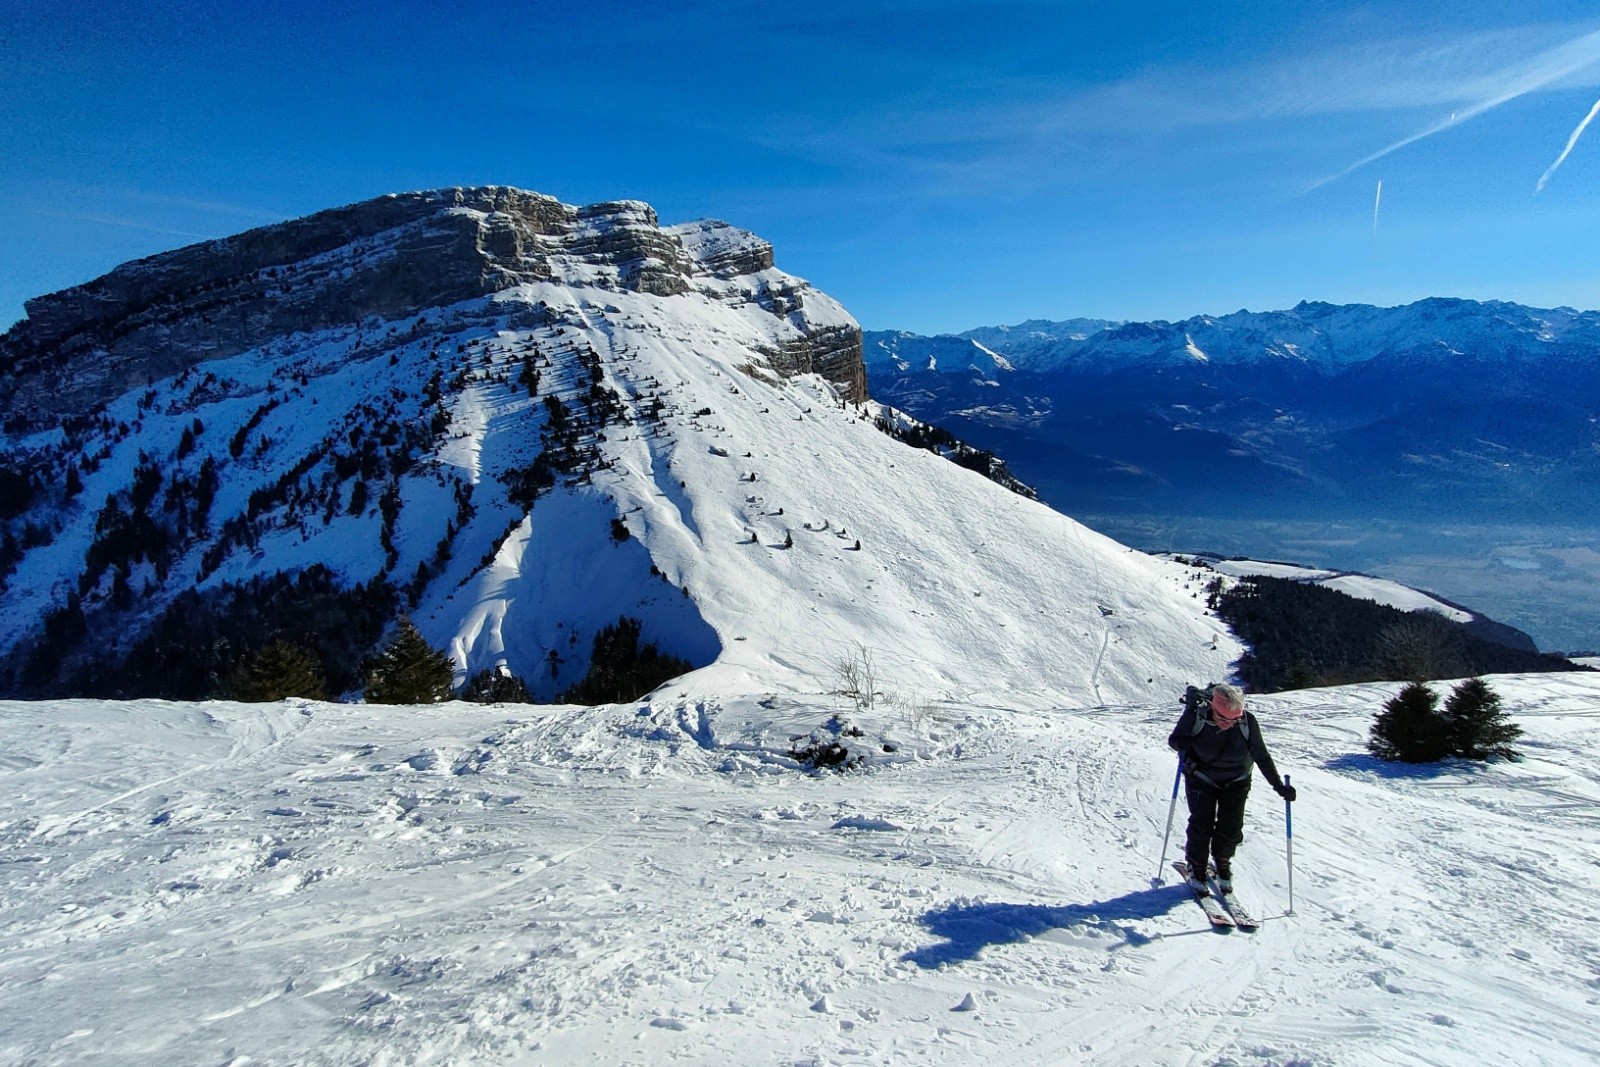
<box><xmin>1284</xmin><ymin>774</ymin><xmax>1293</xmax><ymax>837</ymax></box>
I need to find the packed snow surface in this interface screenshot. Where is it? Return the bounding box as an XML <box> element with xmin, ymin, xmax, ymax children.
<box><xmin>3</xmin><ymin>672</ymin><xmax>1598</xmax><ymax>1065</ymax></box>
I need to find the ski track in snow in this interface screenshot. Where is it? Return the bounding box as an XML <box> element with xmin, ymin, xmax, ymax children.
<box><xmin>2</xmin><ymin>673</ymin><xmax>1598</xmax><ymax>1065</ymax></box>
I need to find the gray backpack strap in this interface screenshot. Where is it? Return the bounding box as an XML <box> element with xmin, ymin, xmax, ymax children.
<box><xmin>1189</xmin><ymin>684</ymin><xmax>1214</xmax><ymax>736</ymax></box>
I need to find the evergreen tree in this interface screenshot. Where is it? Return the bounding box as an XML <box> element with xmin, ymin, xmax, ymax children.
<box><xmin>559</xmin><ymin>616</ymin><xmax>692</xmax><ymax>705</ymax></box>
<box><xmin>463</xmin><ymin>668</ymin><xmax>532</xmax><ymax>704</ymax></box>
<box><xmin>1443</xmin><ymin>677</ymin><xmax>1523</xmax><ymax>761</ymax></box>
<box><xmin>1368</xmin><ymin>681</ymin><xmax>1452</xmax><ymax>763</ymax></box>
<box><xmin>365</xmin><ymin>617</ymin><xmax>455</xmax><ymax>704</ymax></box>
<box><xmin>223</xmin><ymin>639</ymin><xmax>326</xmax><ymax>702</ymax></box>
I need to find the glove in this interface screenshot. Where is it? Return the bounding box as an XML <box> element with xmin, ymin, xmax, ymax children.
<box><xmin>1276</xmin><ymin>783</ymin><xmax>1297</xmax><ymax>803</ymax></box>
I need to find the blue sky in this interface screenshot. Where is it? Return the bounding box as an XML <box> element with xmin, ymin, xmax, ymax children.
<box><xmin>5</xmin><ymin>1</ymin><xmax>1600</xmax><ymax>334</ymax></box>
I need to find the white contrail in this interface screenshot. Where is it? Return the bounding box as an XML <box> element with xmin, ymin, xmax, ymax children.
<box><xmin>1307</xmin><ymin>26</ymin><xmax>1600</xmax><ymax>192</ymax></box>
<box><xmin>1373</xmin><ymin>179</ymin><xmax>1382</xmax><ymax>234</ymax></box>
<box><xmin>1536</xmin><ymin>96</ymin><xmax>1600</xmax><ymax>191</ymax></box>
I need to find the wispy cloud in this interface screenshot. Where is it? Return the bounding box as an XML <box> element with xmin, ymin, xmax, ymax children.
<box><xmin>1536</xmin><ymin>96</ymin><xmax>1600</xmax><ymax>191</ymax></box>
<box><xmin>64</xmin><ymin>185</ymin><xmax>285</xmax><ymax>221</ymax></box>
<box><xmin>110</xmin><ymin>189</ymin><xmax>284</xmax><ymax>220</ymax></box>
<box><xmin>1306</xmin><ymin>27</ymin><xmax>1600</xmax><ymax>192</ymax></box>
<box><xmin>35</xmin><ymin>209</ymin><xmax>214</xmax><ymax>241</ymax></box>
<box><xmin>737</xmin><ymin>18</ymin><xmax>1600</xmax><ymax>205</ymax></box>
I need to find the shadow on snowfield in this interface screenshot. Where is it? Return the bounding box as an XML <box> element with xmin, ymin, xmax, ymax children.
<box><xmin>904</xmin><ymin>886</ymin><xmax>1186</xmax><ymax>967</ymax></box>
<box><xmin>1322</xmin><ymin>752</ymin><xmax>1493</xmax><ymax>780</ymax></box>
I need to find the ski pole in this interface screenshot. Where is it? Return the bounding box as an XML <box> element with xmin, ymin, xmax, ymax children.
<box><xmin>1154</xmin><ymin>753</ymin><xmax>1184</xmax><ymax>884</ymax></box>
<box><xmin>1284</xmin><ymin>773</ymin><xmax>1295</xmax><ymax>916</ymax></box>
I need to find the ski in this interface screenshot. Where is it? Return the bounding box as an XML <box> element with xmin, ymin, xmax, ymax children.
<box><xmin>1214</xmin><ymin>885</ymin><xmax>1260</xmax><ymax>932</ymax></box>
<box><xmin>1173</xmin><ymin>862</ymin><xmax>1233</xmax><ymax>931</ymax></box>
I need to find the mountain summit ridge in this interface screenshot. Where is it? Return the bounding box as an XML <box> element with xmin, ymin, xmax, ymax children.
<box><xmin>0</xmin><ymin>186</ymin><xmax>864</xmax><ymax>432</ymax></box>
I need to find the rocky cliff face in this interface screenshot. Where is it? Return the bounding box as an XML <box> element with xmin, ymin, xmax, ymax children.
<box><xmin>0</xmin><ymin>187</ymin><xmax>866</xmax><ymax>430</ymax></box>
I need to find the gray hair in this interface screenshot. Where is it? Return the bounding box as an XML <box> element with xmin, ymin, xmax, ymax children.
<box><xmin>1211</xmin><ymin>683</ymin><xmax>1245</xmax><ymax>712</ymax></box>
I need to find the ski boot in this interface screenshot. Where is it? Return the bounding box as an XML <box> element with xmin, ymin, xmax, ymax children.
<box><xmin>1213</xmin><ymin>857</ymin><xmax>1233</xmax><ymax>894</ymax></box>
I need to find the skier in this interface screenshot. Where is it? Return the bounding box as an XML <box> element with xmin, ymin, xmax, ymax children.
<box><xmin>1167</xmin><ymin>683</ymin><xmax>1296</xmax><ymax>895</ymax></box>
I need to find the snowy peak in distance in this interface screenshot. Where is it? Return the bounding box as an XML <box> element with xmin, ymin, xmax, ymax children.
<box><xmin>868</xmin><ymin>331</ymin><xmax>1014</xmax><ymax>380</ymax></box>
<box><xmin>0</xmin><ymin>186</ymin><xmax>1237</xmax><ymax>706</ymax></box>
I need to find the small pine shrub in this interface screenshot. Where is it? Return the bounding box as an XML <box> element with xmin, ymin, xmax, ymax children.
<box><xmin>365</xmin><ymin>617</ymin><xmax>455</xmax><ymax>704</ymax></box>
<box><xmin>222</xmin><ymin>639</ymin><xmax>327</xmax><ymax>702</ymax></box>
<box><xmin>1443</xmin><ymin>678</ymin><xmax>1523</xmax><ymax>761</ymax></box>
<box><xmin>1368</xmin><ymin>681</ymin><xmax>1451</xmax><ymax>763</ymax></box>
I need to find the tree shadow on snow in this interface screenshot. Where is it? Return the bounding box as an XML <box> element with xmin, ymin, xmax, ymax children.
<box><xmin>903</xmin><ymin>886</ymin><xmax>1186</xmax><ymax>968</ymax></box>
<box><xmin>1322</xmin><ymin>752</ymin><xmax>1483</xmax><ymax>780</ymax></box>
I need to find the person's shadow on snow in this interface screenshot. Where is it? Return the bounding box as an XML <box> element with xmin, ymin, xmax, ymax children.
<box><xmin>903</xmin><ymin>885</ymin><xmax>1187</xmax><ymax>968</ymax></box>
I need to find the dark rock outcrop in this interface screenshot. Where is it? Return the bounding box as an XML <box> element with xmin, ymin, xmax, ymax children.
<box><xmin>763</xmin><ymin>325</ymin><xmax>868</xmax><ymax>404</ymax></box>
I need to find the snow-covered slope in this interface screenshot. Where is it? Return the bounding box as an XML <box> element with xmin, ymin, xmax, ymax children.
<box><xmin>408</xmin><ymin>276</ymin><xmax>1234</xmax><ymax>706</ymax></box>
<box><xmin>2</xmin><ymin>672</ymin><xmax>1597</xmax><ymax>1064</ymax></box>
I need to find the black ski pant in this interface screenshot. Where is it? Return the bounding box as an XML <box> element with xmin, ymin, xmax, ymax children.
<box><xmin>1183</xmin><ymin>773</ymin><xmax>1250</xmax><ymax>876</ymax></box>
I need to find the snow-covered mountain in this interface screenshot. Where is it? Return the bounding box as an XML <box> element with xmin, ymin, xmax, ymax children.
<box><xmin>0</xmin><ymin>186</ymin><xmax>1235</xmax><ymax>705</ymax></box>
<box><xmin>864</xmin><ymin>300</ymin><xmax>1600</xmax><ymax>515</ymax></box>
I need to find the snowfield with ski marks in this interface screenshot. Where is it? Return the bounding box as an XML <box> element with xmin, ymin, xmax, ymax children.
<box><xmin>3</xmin><ymin>673</ymin><xmax>1598</xmax><ymax>1065</ymax></box>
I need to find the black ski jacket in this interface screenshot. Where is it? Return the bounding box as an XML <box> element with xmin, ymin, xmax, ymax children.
<box><xmin>1167</xmin><ymin>703</ymin><xmax>1286</xmax><ymax>790</ymax></box>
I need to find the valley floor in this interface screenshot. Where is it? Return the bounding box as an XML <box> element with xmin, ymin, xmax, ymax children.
<box><xmin>1</xmin><ymin>674</ymin><xmax>1598</xmax><ymax>1065</ymax></box>
<box><xmin>1080</xmin><ymin>513</ymin><xmax>1600</xmax><ymax>654</ymax></box>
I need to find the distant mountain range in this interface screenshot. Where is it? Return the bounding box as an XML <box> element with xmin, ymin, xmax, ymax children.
<box><xmin>864</xmin><ymin>299</ymin><xmax>1600</xmax><ymax>522</ymax></box>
